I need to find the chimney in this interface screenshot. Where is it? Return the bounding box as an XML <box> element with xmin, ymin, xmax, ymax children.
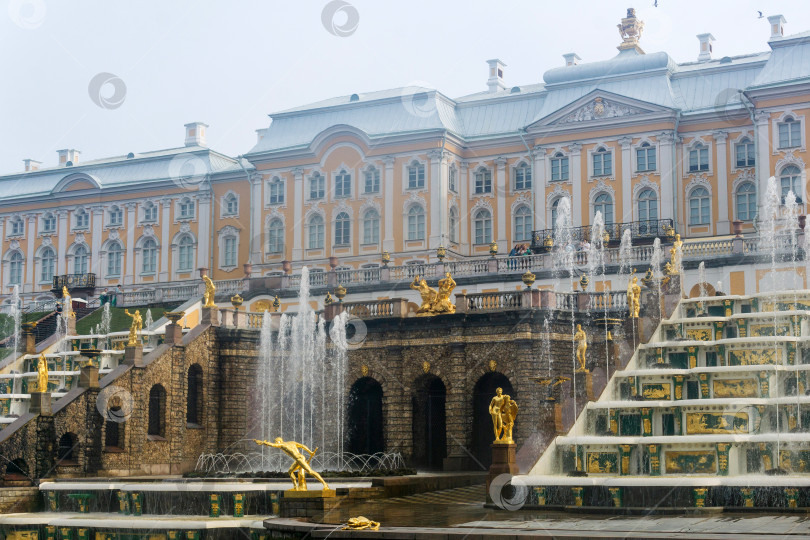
<box><xmin>486</xmin><ymin>59</ymin><xmax>506</xmax><ymax>93</ymax></box>
<box><xmin>23</xmin><ymin>159</ymin><xmax>42</xmax><ymax>172</ymax></box>
<box><xmin>57</xmin><ymin>149</ymin><xmax>80</xmax><ymax>167</ymax></box>
<box><xmin>563</xmin><ymin>53</ymin><xmax>581</xmax><ymax>67</ymax></box>
<box><xmin>184</xmin><ymin>122</ymin><xmax>208</xmax><ymax>147</ymax></box>
<box><xmin>768</xmin><ymin>14</ymin><xmax>786</xmax><ymax>39</ymax></box>
<box><xmin>697</xmin><ymin>33</ymin><xmax>715</xmax><ymax>62</ymax></box>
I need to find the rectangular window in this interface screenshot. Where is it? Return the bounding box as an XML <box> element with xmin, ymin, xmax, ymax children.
<box><xmin>309</xmin><ymin>176</ymin><xmax>325</xmax><ymax>199</ymax></box>
<box><xmin>75</xmin><ymin>212</ymin><xmax>89</xmax><ymax>229</ymax></box>
<box><xmin>514</xmin><ymin>166</ymin><xmax>532</xmax><ymax>190</ymax></box>
<box><xmin>42</xmin><ymin>216</ymin><xmax>56</xmax><ymax>233</ymax></box>
<box><xmin>735</xmin><ymin>142</ymin><xmax>755</xmax><ymax>167</ymax></box>
<box><xmin>474</xmin><ymin>169</ymin><xmax>492</xmax><ymax>194</ymax></box>
<box><xmin>408</xmin><ymin>164</ymin><xmax>425</xmax><ymax>189</ymax></box>
<box><xmin>364</xmin><ymin>169</ymin><xmax>380</xmax><ymax>193</ymax></box>
<box><xmin>224</xmin><ymin>237</ymin><xmax>236</xmax><ymax>267</ymax></box>
<box><xmin>593</xmin><ymin>151</ymin><xmax>612</xmax><ymax>176</ymax></box>
<box><xmin>449</xmin><ymin>168</ymin><xmax>457</xmax><ymax>192</ymax></box>
<box><xmin>779</xmin><ymin>121</ymin><xmax>802</xmax><ymax>149</ymax></box>
<box><xmin>11</xmin><ymin>220</ymin><xmax>24</xmax><ymax>236</ymax></box>
<box><xmin>335</xmin><ymin>172</ymin><xmax>351</xmax><ymax>198</ymax></box>
<box><xmin>109</xmin><ymin>210</ymin><xmax>123</xmax><ymax>226</ymax></box>
<box><xmin>143</xmin><ymin>205</ymin><xmax>157</xmax><ymax>222</ymax></box>
<box><xmin>636</xmin><ymin>147</ymin><xmax>656</xmax><ymax>171</ymax></box>
<box><xmin>268</xmin><ymin>182</ymin><xmax>284</xmax><ymax>204</ymax></box>
<box><xmin>689</xmin><ymin>147</ymin><xmax>709</xmax><ymax>172</ymax></box>
<box><xmin>551</xmin><ymin>156</ymin><xmax>569</xmax><ymax>181</ymax></box>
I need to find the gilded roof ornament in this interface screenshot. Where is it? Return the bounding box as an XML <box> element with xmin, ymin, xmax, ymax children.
<box><xmin>617</xmin><ymin>7</ymin><xmax>645</xmax><ymax>53</ymax></box>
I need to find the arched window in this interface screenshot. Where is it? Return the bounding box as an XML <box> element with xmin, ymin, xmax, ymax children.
<box><xmin>178</xmin><ymin>198</ymin><xmax>195</xmax><ymax>219</ymax></box>
<box><xmin>187</xmin><ymin>364</ymin><xmax>203</xmax><ymax>425</ymax></box>
<box><xmin>74</xmin><ymin>209</ymin><xmax>89</xmax><ymax>230</ymax></box>
<box><xmin>267</xmin><ymin>219</ymin><xmax>284</xmax><ymax>253</ymax></box>
<box><xmin>514</xmin><ymin>162</ymin><xmax>532</xmax><ymax>190</ymax></box>
<box><xmin>689</xmin><ymin>143</ymin><xmax>709</xmax><ymax>172</ymax></box>
<box><xmin>142</xmin><ymin>238</ymin><xmax>157</xmax><ymax>274</ymax></box>
<box><xmin>637</xmin><ymin>188</ymin><xmax>658</xmax><ymax>222</ymax></box>
<box><xmin>364</xmin><ymin>167</ymin><xmax>380</xmax><ymax>193</ymax></box>
<box><xmin>73</xmin><ymin>245</ymin><xmax>89</xmax><ymax>274</ymax></box>
<box><xmin>268</xmin><ymin>177</ymin><xmax>284</xmax><ymax>204</ymax></box>
<box><xmin>308</xmin><ymin>215</ymin><xmax>324</xmax><ymax>249</ymax></box>
<box><xmin>407</xmin><ymin>205</ymin><xmax>425</xmax><ymax>241</ymax></box>
<box><xmin>105</xmin><ymin>414</ymin><xmax>123</xmax><ymax>449</ymax></box>
<box><xmin>335</xmin><ymin>212</ymin><xmax>351</xmax><ymax>245</ymax></box>
<box><xmin>108</xmin><ymin>206</ymin><xmax>123</xmax><ymax>227</ymax></box>
<box><xmin>177</xmin><ymin>236</ymin><xmax>194</xmax><ymax>272</ymax></box>
<box><xmin>778</xmin><ymin>116</ymin><xmax>802</xmax><ymax>149</ymax></box>
<box><xmin>9</xmin><ymin>252</ymin><xmax>23</xmax><ymax>285</ymax></box>
<box><xmin>780</xmin><ymin>165</ymin><xmax>802</xmax><ymax>203</ymax></box>
<box><xmin>689</xmin><ymin>187</ymin><xmax>710</xmax><ymax>225</ymax></box>
<box><xmin>107</xmin><ymin>241</ymin><xmax>123</xmax><ymax>276</ymax></box>
<box><xmin>223</xmin><ymin>194</ymin><xmax>238</xmax><ymax>215</ymax></box>
<box><xmin>57</xmin><ymin>433</ymin><xmax>76</xmax><ymax>462</ymax></box>
<box><xmin>636</xmin><ymin>142</ymin><xmax>656</xmax><ymax>172</ymax></box>
<box><xmin>551</xmin><ymin>152</ymin><xmax>569</xmax><ymax>182</ymax></box>
<box><xmin>514</xmin><ymin>206</ymin><xmax>532</xmax><ymax>242</ymax></box>
<box><xmin>142</xmin><ymin>202</ymin><xmax>157</xmax><ymax>222</ymax></box>
<box><xmin>592</xmin><ymin>147</ymin><xmax>613</xmax><ymax>176</ymax></box>
<box><xmin>40</xmin><ymin>247</ymin><xmax>55</xmax><ymax>283</ymax></box>
<box><xmin>735</xmin><ymin>137</ymin><xmax>755</xmax><ymax>167</ymax></box>
<box><xmin>407</xmin><ymin>161</ymin><xmax>425</xmax><ymax>189</ymax></box>
<box><xmin>335</xmin><ymin>170</ymin><xmax>352</xmax><ymax>198</ymax></box>
<box><xmin>148</xmin><ymin>384</ymin><xmax>166</xmax><ymax>438</ymax></box>
<box><xmin>448</xmin><ymin>207</ymin><xmax>458</xmax><ymax>243</ymax></box>
<box><xmin>593</xmin><ymin>193</ymin><xmax>614</xmax><ymax>224</ymax></box>
<box><xmin>735</xmin><ymin>182</ymin><xmax>757</xmax><ymax>221</ymax></box>
<box><xmin>362</xmin><ymin>209</ymin><xmax>380</xmax><ymax>245</ymax></box>
<box><xmin>474</xmin><ymin>209</ymin><xmax>492</xmax><ymax>245</ymax></box>
<box><xmin>309</xmin><ymin>172</ymin><xmax>325</xmax><ymax>199</ymax></box>
<box><xmin>474</xmin><ymin>167</ymin><xmax>492</xmax><ymax>194</ymax></box>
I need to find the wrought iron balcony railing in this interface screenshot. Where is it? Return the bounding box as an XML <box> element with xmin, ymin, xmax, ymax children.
<box><xmin>52</xmin><ymin>273</ymin><xmax>96</xmax><ymax>291</ymax></box>
<box><xmin>530</xmin><ymin>219</ymin><xmax>675</xmax><ymax>253</ymax></box>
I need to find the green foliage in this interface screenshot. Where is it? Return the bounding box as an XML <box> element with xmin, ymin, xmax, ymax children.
<box><xmin>76</xmin><ymin>306</ymin><xmax>173</xmax><ymax>335</ymax></box>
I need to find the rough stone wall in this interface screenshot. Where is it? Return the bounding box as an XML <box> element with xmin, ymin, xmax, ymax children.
<box><xmin>0</xmin><ymin>487</ymin><xmax>39</xmax><ymax>513</ymax></box>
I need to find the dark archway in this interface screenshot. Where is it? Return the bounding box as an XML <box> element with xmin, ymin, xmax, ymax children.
<box><xmin>348</xmin><ymin>377</ymin><xmax>384</xmax><ymax>455</ymax></box>
<box><xmin>187</xmin><ymin>364</ymin><xmax>203</xmax><ymax>425</ymax></box>
<box><xmin>472</xmin><ymin>372</ymin><xmax>516</xmax><ymax>468</ymax></box>
<box><xmin>105</xmin><ymin>408</ymin><xmax>124</xmax><ymax>449</ymax></box>
<box><xmin>57</xmin><ymin>433</ymin><xmax>76</xmax><ymax>463</ymax></box>
<box><xmin>411</xmin><ymin>374</ymin><xmax>447</xmax><ymax>469</ymax></box>
<box><xmin>148</xmin><ymin>384</ymin><xmax>166</xmax><ymax>438</ymax></box>
<box><xmin>6</xmin><ymin>458</ymin><xmax>28</xmax><ymax>477</ymax></box>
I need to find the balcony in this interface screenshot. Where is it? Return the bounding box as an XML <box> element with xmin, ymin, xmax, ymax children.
<box><xmin>530</xmin><ymin>219</ymin><xmax>675</xmax><ymax>253</ymax></box>
<box><xmin>52</xmin><ymin>273</ymin><xmax>96</xmax><ymax>294</ymax></box>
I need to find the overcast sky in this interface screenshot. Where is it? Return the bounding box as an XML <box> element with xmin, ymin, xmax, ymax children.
<box><xmin>1</xmin><ymin>0</ymin><xmax>808</xmax><ymax>173</ymax></box>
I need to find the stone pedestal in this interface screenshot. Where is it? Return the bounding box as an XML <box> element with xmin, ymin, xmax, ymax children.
<box><xmin>164</xmin><ymin>323</ymin><xmax>182</xmax><ymax>345</ymax></box>
<box><xmin>486</xmin><ymin>443</ymin><xmax>518</xmax><ymax>503</ymax></box>
<box><xmin>279</xmin><ymin>490</ymin><xmax>339</xmax><ymax>518</ymax></box>
<box><xmin>201</xmin><ymin>307</ymin><xmax>220</xmax><ymax>327</ymax></box>
<box><xmin>22</xmin><ymin>323</ymin><xmax>37</xmax><ymax>355</ymax></box>
<box><xmin>123</xmin><ymin>345</ymin><xmax>144</xmax><ymax>367</ymax></box>
<box><xmin>29</xmin><ymin>392</ymin><xmax>51</xmax><ymax>415</ymax></box>
<box><xmin>66</xmin><ymin>314</ymin><xmax>76</xmax><ymax>335</ymax></box>
<box><xmin>79</xmin><ymin>365</ymin><xmax>99</xmax><ymax>389</ymax></box>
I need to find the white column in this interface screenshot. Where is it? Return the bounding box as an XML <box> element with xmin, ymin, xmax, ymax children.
<box><xmin>714</xmin><ymin>131</ymin><xmax>730</xmax><ymax>234</ymax></box>
<box><xmin>428</xmin><ymin>150</ymin><xmax>448</xmax><ymax>249</ymax></box>
<box><xmin>196</xmin><ymin>193</ymin><xmax>211</xmax><ymax>271</ymax></box>
<box><xmin>459</xmin><ymin>162</ymin><xmax>469</xmax><ymax>254</ymax></box>
<box><xmin>124</xmin><ymin>202</ymin><xmax>137</xmax><ymax>285</ymax></box>
<box><xmin>292</xmin><ymin>168</ymin><xmax>304</xmax><ymax>261</ymax></box>
<box><xmin>569</xmin><ymin>144</ymin><xmax>583</xmax><ymax>227</ymax></box>
<box><xmin>91</xmin><ymin>206</ymin><xmax>104</xmax><ymax>276</ymax></box>
<box><xmin>382</xmin><ymin>156</ymin><xmax>395</xmax><ymax>252</ymax></box>
<box><xmin>250</xmin><ymin>176</ymin><xmax>263</xmax><ymax>264</ymax></box>
<box><xmin>658</xmin><ymin>132</ymin><xmax>676</xmax><ymax>225</ymax></box>
<box><xmin>755</xmin><ymin>110</ymin><xmax>771</xmax><ymax>213</ymax></box>
<box><xmin>25</xmin><ymin>214</ymin><xmax>36</xmax><ymax>293</ymax></box>
<box><xmin>57</xmin><ymin>210</ymin><xmax>68</xmax><ymax>275</ymax></box>
<box><xmin>495</xmin><ymin>156</ymin><xmax>507</xmax><ymax>251</ymax></box>
<box><xmin>159</xmin><ymin>198</ymin><xmax>172</xmax><ymax>281</ymax></box>
<box><xmin>619</xmin><ymin>137</ymin><xmax>633</xmax><ymax>222</ymax></box>
<box><xmin>533</xmin><ymin>147</ymin><xmax>546</xmax><ymax>230</ymax></box>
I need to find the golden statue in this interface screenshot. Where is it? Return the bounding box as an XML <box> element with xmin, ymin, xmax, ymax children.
<box><xmin>62</xmin><ymin>286</ymin><xmax>70</xmax><ymax>300</ymax></box>
<box><xmin>202</xmin><ymin>275</ymin><xmax>216</xmax><ymax>308</ymax></box>
<box><xmin>627</xmin><ymin>271</ymin><xmax>641</xmax><ymax>318</ymax></box>
<box><xmin>575</xmin><ymin>324</ymin><xmax>588</xmax><ymax>372</ymax></box>
<box><xmin>343</xmin><ymin>517</ymin><xmax>380</xmax><ymax>531</ymax></box>
<box><xmin>410</xmin><ymin>276</ymin><xmax>438</xmax><ymax>314</ymax></box>
<box><xmin>668</xmin><ymin>234</ymin><xmax>683</xmax><ymax>275</ymax></box>
<box><xmin>489</xmin><ymin>387</ymin><xmax>519</xmax><ymax>444</ymax></box>
<box><xmin>433</xmin><ymin>272</ymin><xmax>456</xmax><ymax>314</ymax></box>
<box><xmin>123</xmin><ymin>309</ymin><xmax>142</xmax><ymax>347</ymax></box>
<box><xmin>254</xmin><ymin>438</ymin><xmax>330</xmax><ymax>491</ymax></box>
<box><xmin>37</xmin><ymin>353</ymin><xmax>49</xmax><ymax>393</ymax></box>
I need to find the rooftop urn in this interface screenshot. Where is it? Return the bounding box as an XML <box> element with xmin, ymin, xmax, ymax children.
<box><xmin>381</xmin><ymin>251</ymin><xmax>390</xmax><ymax>266</ymax></box>
<box><xmin>335</xmin><ymin>284</ymin><xmax>347</xmax><ymax>302</ymax></box>
<box><xmin>436</xmin><ymin>245</ymin><xmax>446</xmax><ymax>262</ymax></box>
<box><xmin>522</xmin><ymin>270</ymin><xmax>536</xmax><ymax>289</ymax></box>
<box><xmin>489</xmin><ymin>241</ymin><xmax>498</xmax><ymax>257</ymax></box>
<box><xmin>579</xmin><ymin>274</ymin><xmax>589</xmax><ymax>291</ymax></box>
<box><xmin>230</xmin><ymin>294</ymin><xmax>243</xmax><ymax>310</ymax></box>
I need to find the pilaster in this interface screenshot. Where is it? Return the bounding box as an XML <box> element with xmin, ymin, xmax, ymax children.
<box><xmin>714</xmin><ymin>131</ymin><xmax>730</xmax><ymax>234</ymax></box>
<box><xmin>292</xmin><ymin>168</ymin><xmax>304</xmax><ymax>260</ymax></box>
<box><xmin>533</xmin><ymin>147</ymin><xmax>547</xmax><ymax>230</ymax></box>
<box><xmin>56</xmin><ymin>210</ymin><xmax>68</xmax><ymax>275</ymax></box>
<box><xmin>495</xmin><ymin>156</ymin><xmax>507</xmax><ymax>252</ymax></box>
<box><xmin>124</xmin><ymin>202</ymin><xmax>137</xmax><ymax>285</ymax></box>
<box><xmin>754</xmin><ymin>110</ymin><xmax>771</xmax><ymax>215</ymax></box>
<box><xmin>24</xmin><ymin>214</ymin><xmax>36</xmax><ymax>292</ymax></box>
<box><xmin>91</xmin><ymin>206</ymin><xmax>104</xmax><ymax>277</ymax></box>
<box><xmin>159</xmin><ymin>198</ymin><xmax>172</xmax><ymax>281</ymax></box>
<box><xmin>658</xmin><ymin>131</ymin><xmax>676</xmax><ymax>226</ymax></box>
<box><xmin>619</xmin><ymin>137</ymin><xmax>633</xmax><ymax>221</ymax></box>
<box><xmin>382</xmin><ymin>156</ymin><xmax>396</xmax><ymax>252</ymax></box>
<box><xmin>569</xmin><ymin>144</ymin><xmax>583</xmax><ymax>227</ymax></box>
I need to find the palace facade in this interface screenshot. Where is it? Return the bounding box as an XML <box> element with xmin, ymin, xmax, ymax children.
<box><xmin>1</xmin><ymin>11</ymin><xmax>809</xmax><ymax>304</ymax></box>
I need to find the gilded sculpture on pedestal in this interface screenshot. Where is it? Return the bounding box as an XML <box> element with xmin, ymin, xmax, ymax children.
<box><xmin>410</xmin><ymin>272</ymin><xmax>457</xmax><ymax>315</ymax></box>
<box><xmin>668</xmin><ymin>234</ymin><xmax>683</xmax><ymax>275</ymax></box>
<box><xmin>575</xmin><ymin>324</ymin><xmax>588</xmax><ymax>372</ymax></box>
<box><xmin>489</xmin><ymin>387</ymin><xmax>519</xmax><ymax>444</ymax></box>
<box><xmin>627</xmin><ymin>271</ymin><xmax>641</xmax><ymax>318</ymax></box>
<box><xmin>37</xmin><ymin>353</ymin><xmax>49</xmax><ymax>393</ymax></box>
<box><xmin>123</xmin><ymin>309</ymin><xmax>142</xmax><ymax>347</ymax></box>
<box><xmin>253</xmin><ymin>437</ymin><xmax>330</xmax><ymax>491</ymax></box>
<box><xmin>202</xmin><ymin>275</ymin><xmax>216</xmax><ymax>308</ymax></box>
